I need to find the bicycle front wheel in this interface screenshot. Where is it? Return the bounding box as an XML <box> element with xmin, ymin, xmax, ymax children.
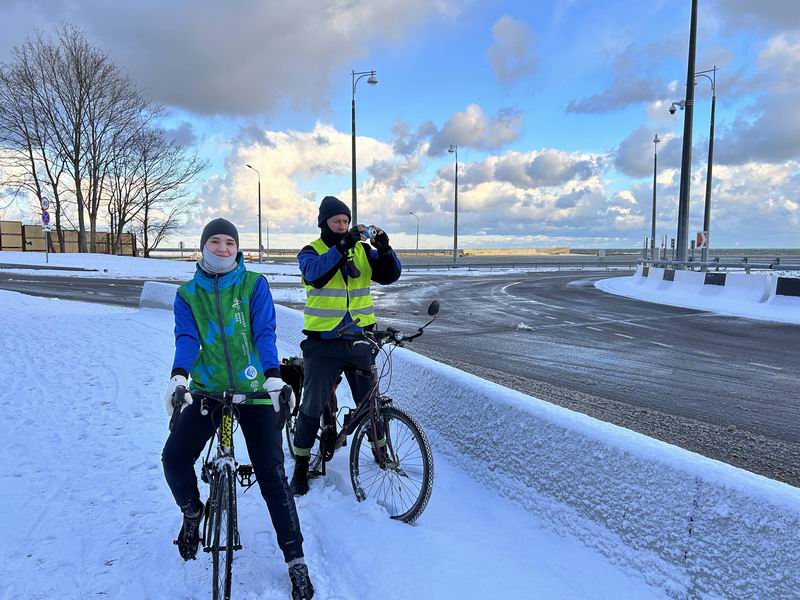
<box><xmin>211</xmin><ymin>465</ymin><xmax>235</xmax><ymax>600</ymax></box>
<box><xmin>349</xmin><ymin>406</ymin><xmax>434</xmax><ymax>523</ymax></box>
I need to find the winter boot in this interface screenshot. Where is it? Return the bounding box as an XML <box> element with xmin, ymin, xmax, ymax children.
<box><xmin>290</xmin><ymin>455</ymin><xmax>310</xmax><ymax>496</ymax></box>
<box><xmin>175</xmin><ymin>503</ymin><xmax>203</xmax><ymax>560</ymax></box>
<box><xmin>288</xmin><ymin>561</ymin><xmax>314</xmax><ymax>600</ymax></box>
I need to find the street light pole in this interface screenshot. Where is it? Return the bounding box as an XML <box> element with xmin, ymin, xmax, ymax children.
<box><xmin>409</xmin><ymin>211</ymin><xmax>419</xmax><ymax>265</ymax></box>
<box><xmin>676</xmin><ymin>0</ymin><xmax>698</xmax><ymax>265</ymax></box>
<box><xmin>246</xmin><ymin>164</ymin><xmax>262</xmax><ymax>263</ymax></box>
<box><xmin>696</xmin><ymin>66</ymin><xmax>717</xmax><ymax>263</ymax></box>
<box><xmin>351</xmin><ymin>69</ymin><xmax>378</xmax><ymax>226</ymax></box>
<box><xmin>651</xmin><ymin>134</ymin><xmax>660</xmax><ymax>261</ymax></box>
<box><xmin>448</xmin><ymin>144</ymin><xmax>458</xmax><ymax>263</ymax></box>
<box><xmin>669</xmin><ymin>66</ymin><xmax>718</xmax><ymax>265</ymax></box>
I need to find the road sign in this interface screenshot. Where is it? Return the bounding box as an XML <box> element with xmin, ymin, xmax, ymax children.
<box><xmin>42</xmin><ymin>224</ymin><xmax>52</xmax><ymax>232</ymax></box>
<box><xmin>42</xmin><ymin>210</ymin><xmax>50</xmax><ymax>225</ymax></box>
<box><xmin>696</xmin><ymin>231</ymin><xmax>708</xmax><ymax>249</ymax></box>
<box><xmin>41</xmin><ymin>197</ymin><xmax>50</xmax><ymax>210</ymax></box>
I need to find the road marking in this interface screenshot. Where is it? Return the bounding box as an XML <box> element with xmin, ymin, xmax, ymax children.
<box><xmin>563</xmin><ymin>320</ymin><xmax>576</xmax><ymax>325</ymax></box>
<box><xmin>500</xmin><ymin>281</ymin><xmax>523</xmax><ymax>293</ymax></box>
<box><xmin>748</xmin><ymin>362</ymin><xmax>784</xmax><ymax>371</ymax></box>
<box><xmin>499</xmin><ymin>280</ymin><xmax>565</xmax><ymax>310</ymax></box>
<box><xmin>694</xmin><ymin>350</ymin><xmax>720</xmax><ymax>358</ymax></box>
<box><xmin>649</xmin><ymin>341</ymin><xmax>673</xmax><ymax>348</ymax></box>
<box><xmin>586</xmin><ymin>326</ymin><xmax>603</xmax><ymax>332</ymax></box>
<box><xmin>614</xmin><ymin>333</ymin><xmax>634</xmax><ymax>339</ymax></box>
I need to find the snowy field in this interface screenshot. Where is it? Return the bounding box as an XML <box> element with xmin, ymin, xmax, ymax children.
<box><xmin>0</xmin><ymin>287</ymin><xmax>666</xmax><ymax>599</ymax></box>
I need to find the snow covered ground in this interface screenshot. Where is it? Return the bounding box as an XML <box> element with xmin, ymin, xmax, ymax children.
<box><xmin>0</xmin><ymin>287</ymin><xmax>666</xmax><ymax>598</ymax></box>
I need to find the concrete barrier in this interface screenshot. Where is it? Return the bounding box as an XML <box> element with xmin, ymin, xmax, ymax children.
<box><xmin>673</xmin><ymin>270</ymin><xmax>704</xmax><ymax>286</ymax></box>
<box><xmin>722</xmin><ymin>272</ymin><xmax>773</xmax><ymax>303</ymax></box>
<box><xmin>139</xmin><ymin>281</ymin><xmax>179</xmax><ymax>310</ymax></box>
<box><xmin>768</xmin><ymin>276</ymin><xmax>800</xmax><ymax>309</ymax></box>
<box><xmin>143</xmin><ymin>284</ymin><xmax>800</xmax><ymax>598</ymax></box>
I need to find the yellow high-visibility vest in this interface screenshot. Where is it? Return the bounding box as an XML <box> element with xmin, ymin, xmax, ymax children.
<box><xmin>302</xmin><ymin>239</ymin><xmax>376</xmax><ymax>331</ymax></box>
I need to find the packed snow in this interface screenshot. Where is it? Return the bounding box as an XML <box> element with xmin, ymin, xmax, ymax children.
<box><xmin>1</xmin><ymin>288</ymin><xmax>666</xmax><ymax>598</ymax></box>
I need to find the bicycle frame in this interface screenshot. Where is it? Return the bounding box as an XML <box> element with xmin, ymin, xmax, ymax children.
<box><xmin>199</xmin><ymin>391</ymin><xmax>243</xmax><ymax>554</ymax></box>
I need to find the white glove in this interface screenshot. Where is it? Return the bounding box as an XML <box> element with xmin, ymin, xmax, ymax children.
<box><xmin>164</xmin><ymin>375</ymin><xmax>194</xmax><ymax>416</ymax></box>
<box><xmin>264</xmin><ymin>376</ymin><xmax>296</xmax><ymax>414</ymax></box>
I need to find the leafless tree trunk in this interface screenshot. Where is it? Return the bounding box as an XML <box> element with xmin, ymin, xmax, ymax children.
<box><xmin>132</xmin><ymin>128</ymin><xmax>206</xmax><ymax>257</ymax></box>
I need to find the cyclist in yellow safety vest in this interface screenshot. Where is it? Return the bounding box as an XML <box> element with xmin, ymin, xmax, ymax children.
<box><xmin>290</xmin><ymin>195</ymin><xmax>401</xmax><ymax>495</ymax></box>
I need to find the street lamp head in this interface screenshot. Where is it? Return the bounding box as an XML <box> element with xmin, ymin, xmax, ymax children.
<box><xmin>448</xmin><ymin>144</ymin><xmax>457</xmax><ymax>153</ymax></box>
<box><xmin>653</xmin><ymin>134</ymin><xmax>661</xmax><ymax>144</ymax></box>
<box><xmin>367</xmin><ymin>73</ymin><xmax>378</xmax><ymax>85</ymax></box>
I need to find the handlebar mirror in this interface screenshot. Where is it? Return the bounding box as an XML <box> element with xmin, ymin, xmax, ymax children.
<box><xmin>427</xmin><ymin>300</ymin><xmax>440</xmax><ymax>316</ymax></box>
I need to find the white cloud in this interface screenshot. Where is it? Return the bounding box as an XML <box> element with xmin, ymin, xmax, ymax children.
<box><xmin>190</xmin><ymin>122</ymin><xmax>394</xmax><ymax>246</ymax></box>
<box><xmin>427</xmin><ymin>104</ymin><xmax>523</xmax><ymax>155</ymax></box>
<box><xmin>487</xmin><ymin>16</ymin><xmax>537</xmax><ymax>85</ymax></box>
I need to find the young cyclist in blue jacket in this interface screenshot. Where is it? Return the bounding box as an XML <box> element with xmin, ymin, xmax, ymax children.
<box><xmin>161</xmin><ymin>218</ymin><xmax>314</xmax><ymax>599</ymax></box>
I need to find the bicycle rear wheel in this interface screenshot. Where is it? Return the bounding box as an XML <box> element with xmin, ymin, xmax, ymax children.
<box><xmin>285</xmin><ymin>409</ymin><xmax>329</xmax><ymax>473</ymax></box>
<box><xmin>349</xmin><ymin>406</ymin><xmax>434</xmax><ymax>523</ymax></box>
<box><xmin>211</xmin><ymin>465</ymin><xmax>235</xmax><ymax>600</ymax></box>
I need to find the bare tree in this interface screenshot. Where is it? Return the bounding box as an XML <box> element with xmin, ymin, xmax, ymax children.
<box><xmin>0</xmin><ymin>39</ymin><xmax>71</xmax><ymax>250</ymax></box>
<box><xmin>1</xmin><ymin>23</ymin><xmax>203</xmax><ymax>256</ymax></box>
<box><xmin>132</xmin><ymin>128</ymin><xmax>207</xmax><ymax>257</ymax></box>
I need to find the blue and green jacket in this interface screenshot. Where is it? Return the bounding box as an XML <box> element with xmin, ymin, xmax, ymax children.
<box><xmin>171</xmin><ymin>253</ymin><xmax>280</xmax><ymax>405</ymax></box>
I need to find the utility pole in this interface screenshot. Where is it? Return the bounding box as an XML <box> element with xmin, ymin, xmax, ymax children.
<box><xmin>676</xmin><ymin>0</ymin><xmax>698</xmax><ymax>265</ymax></box>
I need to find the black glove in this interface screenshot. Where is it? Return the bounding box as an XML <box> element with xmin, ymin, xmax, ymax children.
<box><xmin>337</xmin><ymin>226</ymin><xmax>361</xmax><ymax>253</ymax></box>
<box><xmin>373</xmin><ymin>230</ymin><xmax>391</xmax><ymax>255</ymax></box>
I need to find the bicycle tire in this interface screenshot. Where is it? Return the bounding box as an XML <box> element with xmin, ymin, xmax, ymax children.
<box><xmin>349</xmin><ymin>406</ymin><xmax>434</xmax><ymax>523</ymax></box>
<box><xmin>285</xmin><ymin>410</ymin><xmax>328</xmax><ymax>473</ymax></box>
<box><xmin>211</xmin><ymin>465</ymin><xmax>235</xmax><ymax>600</ymax></box>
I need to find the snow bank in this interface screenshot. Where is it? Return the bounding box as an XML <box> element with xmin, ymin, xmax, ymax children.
<box><xmin>598</xmin><ymin>268</ymin><xmax>800</xmax><ymax>324</ymax></box>
<box><xmin>143</xmin><ymin>283</ymin><xmax>800</xmax><ymax>599</ymax></box>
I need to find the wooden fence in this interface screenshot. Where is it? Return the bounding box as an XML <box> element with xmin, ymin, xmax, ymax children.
<box><xmin>0</xmin><ymin>220</ymin><xmax>135</xmax><ymax>256</ymax></box>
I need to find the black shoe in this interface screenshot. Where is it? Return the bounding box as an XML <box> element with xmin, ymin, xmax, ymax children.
<box><xmin>290</xmin><ymin>457</ymin><xmax>310</xmax><ymax>496</ymax></box>
<box><xmin>175</xmin><ymin>504</ymin><xmax>203</xmax><ymax>560</ymax></box>
<box><xmin>288</xmin><ymin>563</ymin><xmax>314</xmax><ymax>600</ymax></box>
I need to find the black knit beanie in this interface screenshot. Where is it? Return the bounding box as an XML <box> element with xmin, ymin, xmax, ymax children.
<box><xmin>317</xmin><ymin>196</ymin><xmax>351</xmax><ymax>228</ymax></box>
<box><xmin>200</xmin><ymin>218</ymin><xmax>239</xmax><ymax>249</ymax></box>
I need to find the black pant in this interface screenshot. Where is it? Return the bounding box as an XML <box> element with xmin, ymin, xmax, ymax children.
<box><xmin>162</xmin><ymin>398</ymin><xmax>304</xmax><ymax>562</ymax></box>
<box><xmin>293</xmin><ymin>337</ymin><xmax>374</xmax><ymax>453</ymax></box>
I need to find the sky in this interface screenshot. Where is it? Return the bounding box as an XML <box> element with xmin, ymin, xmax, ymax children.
<box><xmin>0</xmin><ymin>0</ymin><xmax>798</xmax><ymax>250</ymax></box>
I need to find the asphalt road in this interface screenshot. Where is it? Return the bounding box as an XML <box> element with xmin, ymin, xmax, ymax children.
<box><xmin>370</xmin><ymin>270</ymin><xmax>800</xmax><ymax>487</ymax></box>
<box><xmin>0</xmin><ymin>272</ymin><xmax>146</xmax><ymax>306</ymax></box>
<box><xmin>2</xmin><ymin>267</ymin><xmax>798</xmax><ymax>486</ymax></box>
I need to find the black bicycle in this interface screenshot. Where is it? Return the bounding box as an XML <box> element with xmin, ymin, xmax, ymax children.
<box><xmin>170</xmin><ymin>387</ymin><xmax>291</xmax><ymax>600</ymax></box>
<box><xmin>283</xmin><ymin>301</ymin><xmax>439</xmax><ymax>523</ymax></box>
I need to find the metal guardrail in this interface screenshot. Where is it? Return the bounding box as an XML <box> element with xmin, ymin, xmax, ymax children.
<box><xmin>641</xmin><ymin>258</ymin><xmax>800</xmax><ymax>273</ymax></box>
<box><xmin>404</xmin><ymin>258</ymin><xmax>639</xmax><ymax>271</ymax></box>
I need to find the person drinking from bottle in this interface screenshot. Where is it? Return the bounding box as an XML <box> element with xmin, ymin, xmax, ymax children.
<box><xmin>161</xmin><ymin>217</ymin><xmax>314</xmax><ymax>598</ymax></box>
<box><xmin>290</xmin><ymin>195</ymin><xmax>401</xmax><ymax>495</ymax></box>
